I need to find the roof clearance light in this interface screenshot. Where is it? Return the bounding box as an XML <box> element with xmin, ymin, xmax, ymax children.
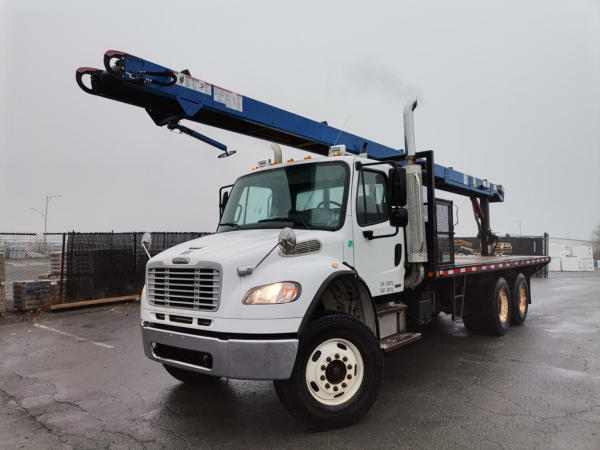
<box><xmin>304</xmin><ymin>155</ymin><xmax>311</xmax><ymax>160</ymax></box>
<box><xmin>252</xmin><ymin>167</ymin><xmax>258</xmax><ymax>170</ymax></box>
<box><xmin>271</xmin><ymin>161</ymin><xmax>278</xmax><ymax>165</ymax></box>
<box><xmin>328</xmin><ymin>145</ymin><xmax>346</xmax><ymax>156</ymax></box>
<box><xmin>287</xmin><ymin>158</ymin><xmax>294</xmax><ymax>162</ymax></box>
<box><xmin>257</xmin><ymin>159</ymin><xmax>271</xmax><ymax>168</ymax></box>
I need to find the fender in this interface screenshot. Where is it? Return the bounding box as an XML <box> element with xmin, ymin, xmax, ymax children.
<box><xmin>298</xmin><ymin>270</ymin><xmax>379</xmax><ymax>338</ymax></box>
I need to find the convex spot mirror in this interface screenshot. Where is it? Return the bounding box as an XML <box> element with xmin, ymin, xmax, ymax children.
<box><xmin>388</xmin><ymin>167</ymin><xmax>407</xmax><ymax>207</ymax></box>
<box><xmin>278</xmin><ymin>227</ymin><xmax>296</xmax><ymax>254</ymax></box>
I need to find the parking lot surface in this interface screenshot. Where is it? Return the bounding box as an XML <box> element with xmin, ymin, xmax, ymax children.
<box><xmin>1</xmin><ymin>273</ymin><xmax>599</xmax><ymax>449</ymax></box>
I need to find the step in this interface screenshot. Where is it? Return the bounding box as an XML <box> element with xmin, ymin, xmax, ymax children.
<box><xmin>375</xmin><ymin>303</ymin><xmax>406</xmax><ymax>317</ymax></box>
<box><xmin>379</xmin><ymin>332</ymin><xmax>422</xmax><ymax>352</ymax></box>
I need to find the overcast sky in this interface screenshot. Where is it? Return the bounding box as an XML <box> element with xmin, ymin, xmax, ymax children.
<box><xmin>1</xmin><ymin>0</ymin><xmax>599</xmax><ymax>239</ymax></box>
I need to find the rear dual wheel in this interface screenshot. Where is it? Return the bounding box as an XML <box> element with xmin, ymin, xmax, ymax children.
<box><xmin>462</xmin><ymin>277</ymin><xmax>512</xmax><ymax>335</ymax></box>
<box><xmin>511</xmin><ymin>273</ymin><xmax>529</xmax><ymax>325</ymax></box>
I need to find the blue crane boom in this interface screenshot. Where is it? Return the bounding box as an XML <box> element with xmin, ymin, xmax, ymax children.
<box><xmin>76</xmin><ymin>50</ymin><xmax>504</xmax><ymax>202</ymax></box>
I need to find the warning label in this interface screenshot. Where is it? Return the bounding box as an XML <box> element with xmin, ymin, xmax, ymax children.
<box><xmin>214</xmin><ymin>85</ymin><xmax>243</xmax><ymax>112</ymax></box>
<box><xmin>174</xmin><ymin>72</ymin><xmax>212</xmax><ymax>96</ymax></box>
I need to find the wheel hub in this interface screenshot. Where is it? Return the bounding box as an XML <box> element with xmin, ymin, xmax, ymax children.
<box><xmin>325</xmin><ymin>360</ymin><xmax>347</xmax><ymax>384</ymax></box>
<box><xmin>305</xmin><ymin>338</ymin><xmax>364</xmax><ymax>406</ymax></box>
<box><xmin>498</xmin><ymin>288</ymin><xmax>509</xmax><ymax>323</ymax></box>
<box><xmin>519</xmin><ymin>284</ymin><xmax>527</xmax><ymax>315</ymax></box>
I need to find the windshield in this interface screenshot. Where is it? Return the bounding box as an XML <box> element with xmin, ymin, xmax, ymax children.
<box><xmin>218</xmin><ymin>162</ymin><xmax>349</xmax><ymax>232</ymax></box>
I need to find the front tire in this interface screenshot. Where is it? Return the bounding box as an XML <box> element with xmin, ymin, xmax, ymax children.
<box><xmin>162</xmin><ymin>364</ymin><xmax>219</xmax><ymax>384</ymax></box>
<box><xmin>274</xmin><ymin>313</ymin><xmax>383</xmax><ymax>430</ymax></box>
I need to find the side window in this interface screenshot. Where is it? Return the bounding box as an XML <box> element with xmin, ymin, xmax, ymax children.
<box><xmin>356</xmin><ymin>170</ymin><xmax>389</xmax><ymax>226</ymax></box>
<box><xmin>236</xmin><ymin>186</ymin><xmax>273</xmax><ymax>224</ymax></box>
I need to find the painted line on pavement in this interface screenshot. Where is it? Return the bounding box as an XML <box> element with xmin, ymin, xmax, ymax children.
<box><xmin>33</xmin><ymin>323</ymin><xmax>114</xmax><ymax>349</ymax></box>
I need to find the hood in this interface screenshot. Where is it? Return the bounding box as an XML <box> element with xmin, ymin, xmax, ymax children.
<box><xmin>149</xmin><ymin>228</ymin><xmax>344</xmax><ymax>268</ymax></box>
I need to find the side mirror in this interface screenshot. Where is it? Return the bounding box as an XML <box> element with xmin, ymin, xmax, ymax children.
<box><xmin>219</xmin><ymin>190</ymin><xmax>229</xmax><ymax>217</ymax></box>
<box><xmin>389</xmin><ymin>207</ymin><xmax>408</xmax><ymax>228</ymax></box>
<box><xmin>141</xmin><ymin>232</ymin><xmax>152</xmax><ymax>258</ymax></box>
<box><xmin>388</xmin><ymin>167</ymin><xmax>407</xmax><ymax>207</ymax></box>
<box><xmin>278</xmin><ymin>227</ymin><xmax>296</xmax><ymax>254</ymax></box>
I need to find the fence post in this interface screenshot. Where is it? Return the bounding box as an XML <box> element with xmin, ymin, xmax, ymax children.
<box><xmin>59</xmin><ymin>232</ymin><xmax>66</xmax><ymax>300</ymax></box>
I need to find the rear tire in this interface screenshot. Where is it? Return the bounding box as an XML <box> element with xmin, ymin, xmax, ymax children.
<box><xmin>162</xmin><ymin>364</ymin><xmax>219</xmax><ymax>384</ymax></box>
<box><xmin>274</xmin><ymin>313</ymin><xmax>383</xmax><ymax>430</ymax></box>
<box><xmin>486</xmin><ymin>277</ymin><xmax>512</xmax><ymax>335</ymax></box>
<box><xmin>511</xmin><ymin>273</ymin><xmax>529</xmax><ymax>325</ymax></box>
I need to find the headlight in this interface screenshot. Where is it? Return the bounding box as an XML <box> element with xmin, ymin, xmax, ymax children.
<box><xmin>242</xmin><ymin>282</ymin><xmax>301</xmax><ymax>305</ymax></box>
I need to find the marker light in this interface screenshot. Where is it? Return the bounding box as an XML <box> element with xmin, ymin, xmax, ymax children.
<box><xmin>287</xmin><ymin>158</ymin><xmax>294</xmax><ymax>162</ymax></box>
<box><xmin>304</xmin><ymin>155</ymin><xmax>311</xmax><ymax>160</ymax></box>
<box><xmin>242</xmin><ymin>282</ymin><xmax>301</xmax><ymax>305</ymax></box>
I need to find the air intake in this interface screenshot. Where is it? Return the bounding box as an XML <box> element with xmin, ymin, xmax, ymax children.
<box><xmin>280</xmin><ymin>240</ymin><xmax>321</xmax><ymax>256</ymax></box>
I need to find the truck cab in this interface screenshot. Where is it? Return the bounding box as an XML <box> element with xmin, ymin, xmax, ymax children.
<box><xmin>141</xmin><ymin>151</ymin><xmax>410</xmax><ymax>428</ymax></box>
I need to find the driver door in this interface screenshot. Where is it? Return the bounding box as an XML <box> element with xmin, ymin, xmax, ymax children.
<box><xmin>352</xmin><ymin>168</ymin><xmax>405</xmax><ymax>296</ymax></box>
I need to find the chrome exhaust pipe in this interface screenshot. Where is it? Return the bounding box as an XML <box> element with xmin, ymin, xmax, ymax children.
<box><xmin>403</xmin><ymin>97</ymin><xmax>418</xmax><ymax>160</ymax></box>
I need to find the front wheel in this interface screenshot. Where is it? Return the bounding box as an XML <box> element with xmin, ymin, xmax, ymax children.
<box><xmin>274</xmin><ymin>313</ymin><xmax>383</xmax><ymax>430</ymax></box>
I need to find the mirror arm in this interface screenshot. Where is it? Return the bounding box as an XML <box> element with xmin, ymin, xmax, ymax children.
<box><xmin>237</xmin><ymin>242</ymin><xmax>280</xmax><ymax>277</ymax></box>
<box><xmin>363</xmin><ymin>227</ymin><xmax>399</xmax><ymax>241</ymax></box>
<box><xmin>141</xmin><ymin>241</ymin><xmax>152</xmax><ymax>259</ymax></box>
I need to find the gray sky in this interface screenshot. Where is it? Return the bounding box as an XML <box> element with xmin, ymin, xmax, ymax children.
<box><xmin>1</xmin><ymin>0</ymin><xmax>599</xmax><ymax>239</ymax></box>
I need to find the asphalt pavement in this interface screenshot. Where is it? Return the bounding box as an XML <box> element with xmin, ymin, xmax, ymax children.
<box><xmin>1</xmin><ymin>272</ymin><xmax>599</xmax><ymax>449</ymax></box>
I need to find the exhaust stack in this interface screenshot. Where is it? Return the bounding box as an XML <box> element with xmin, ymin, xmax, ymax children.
<box><xmin>403</xmin><ymin>97</ymin><xmax>418</xmax><ymax>159</ymax></box>
<box><xmin>403</xmin><ymin>97</ymin><xmax>428</xmax><ymax>264</ymax></box>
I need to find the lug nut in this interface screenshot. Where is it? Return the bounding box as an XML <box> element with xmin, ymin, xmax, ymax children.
<box><xmin>320</xmin><ymin>375</ymin><xmax>325</xmax><ymax>381</ymax></box>
<box><xmin>326</xmin><ymin>357</ymin><xmax>331</xmax><ymax>362</ymax></box>
<box><xmin>321</xmin><ymin>365</ymin><xmax>326</xmax><ymax>371</ymax></box>
<box><xmin>347</xmin><ymin>364</ymin><xmax>352</xmax><ymax>370</ymax></box>
<box><xmin>342</xmin><ymin>382</ymin><xmax>347</xmax><ymax>388</ymax></box>
<box><xmin>325</xmin><ymin>383</ymin><xmax>330</xmax><ymax>389</ymax></box>
<box><xmin>347</xmin><ymin>374</ymin><xmax>352</xmax><ymax>380</ymax></box>
<box><xmin>343</xmin><ymin>356</ymin><xmax>348</xmax><ymax>362</ymax></box>
<box><xmin>333</xmin><ymin>386</ymin><xmax>338</xmax><ymax>391</ymax></box>
<box><xmin>335</xmin><ymin>354</ymin><xmax>340</xmax><ymax>359</ymax></box>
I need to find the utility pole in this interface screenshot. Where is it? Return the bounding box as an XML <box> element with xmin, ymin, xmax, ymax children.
<box><xmin>30</xmin><ymin>195</ymin><xmax>62</xmax><ymax>253</ymax></box>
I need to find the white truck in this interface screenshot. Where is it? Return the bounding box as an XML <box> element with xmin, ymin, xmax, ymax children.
<box><xmin>77</xmin><ymin>50</ymin><xmax>550</xmax><ymax>429</ymax></box>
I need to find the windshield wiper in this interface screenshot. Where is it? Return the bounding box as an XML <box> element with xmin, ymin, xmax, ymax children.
<box><xmin>258</xmin><ymin>217</ymin><xmax>312</xmax><ymax>229</ymax></box>
<box><xmin>218</xmin><ymin>222</ymin><xmax>241</xmax><ymax>229</ymax></box>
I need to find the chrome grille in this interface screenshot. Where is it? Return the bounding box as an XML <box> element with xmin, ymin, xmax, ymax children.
<box><xmin>147</xmin><ymin>266</ymin><xmax>221</xmax><ymax>311</ymax></box>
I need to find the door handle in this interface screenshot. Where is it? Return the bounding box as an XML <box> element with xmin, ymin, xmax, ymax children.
<box><xmin>395</xmin><ymin>244</ymin><xmax>403</xmax><ymax>266</ymax></box>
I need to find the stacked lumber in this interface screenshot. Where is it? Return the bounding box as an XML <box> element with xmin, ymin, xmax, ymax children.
<box><xmin>13</xmin><ymin>281</ymin><xmax>52</xmax><ymax>311</ymax></box>
<box><xmin>454</xmin><ymin>239</ymin><xmax>473</xmax><ymax>249</ymax></box>
<box><xmin>494</xmin><ymin>242</ymin><xmax>513</xmax><ymax>256</ymax></box>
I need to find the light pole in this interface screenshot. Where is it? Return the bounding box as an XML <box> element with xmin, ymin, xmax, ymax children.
<box><xmin>514</xmin><ymin>219</ymin><xmax>522</xmax><ymax>235</ymax></box>
<box><xmin>30</xmin><ymin>195</ymin><xmax>62</xmax><ymax>253</ymax></box>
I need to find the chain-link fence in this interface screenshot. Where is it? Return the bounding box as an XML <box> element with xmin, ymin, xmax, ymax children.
<box><xmin>0</xmin><ymin>232</ymin><xmax>209</xmax><ymax>313</ymax></box>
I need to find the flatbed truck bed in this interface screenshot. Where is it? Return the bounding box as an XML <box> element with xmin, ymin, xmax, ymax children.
<box><xmin>435</xmin><ymin>255</ymin><xmax>551</xmax><ymax>278</ymax></box>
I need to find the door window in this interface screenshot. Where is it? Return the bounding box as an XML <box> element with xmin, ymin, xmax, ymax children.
<box><xmin>356</xmin><ymin>170</ymin><xmax>389</xmax><ymax>226</ymax></box>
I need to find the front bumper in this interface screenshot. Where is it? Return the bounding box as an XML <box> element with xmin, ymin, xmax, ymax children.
<box><xmin>141</xmin><ymin>323</ymin><xmax>298</xmax><ymax>380</ymax></box>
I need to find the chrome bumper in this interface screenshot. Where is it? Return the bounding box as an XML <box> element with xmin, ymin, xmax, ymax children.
<box><xmin>141</xmin><ymin>323</ymin><xmax>298</xmax><ymax>380</ymax></box>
